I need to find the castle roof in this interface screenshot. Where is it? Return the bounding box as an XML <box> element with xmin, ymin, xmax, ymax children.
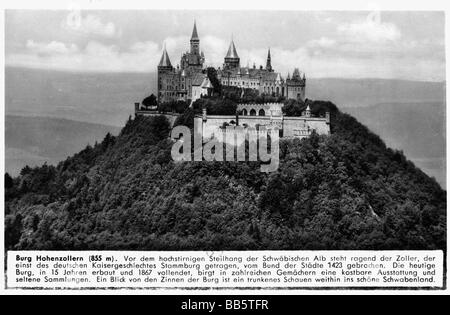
<box><xmin>259</xmin><ymin>71</ymin><xmax>279</xmax><ymax>81</ymax></box>
<box><xmin>191</xmin><ymin>21</ymin><xmax>199</xmax><ymax>40</ymax></box>
<box><xmin>275</xmin><ymin>72</ymin><xmax>282</xmax><ymax>81</ymax></box>
<box><xmin>201</xmin><ymin>77</ymin><xmax>213</xmax><ymax>89</ymax></box>
<box><xmin>191</xmin><ymin>73</ymin><xmax>206</xmax><ymax>86</ymax></box>
<box><xmin>225</xmin><ymin>40</ymin><xmax>239</xmax><ymax>59</ymax></box>
<box><xmin>218</xmin><ymin>67</ymin><xmax>281</xmax><ymax>81</ymax></box>
<box><xmin>158</xmin><ymin>45</ymin><xmax>172</xmax><ymax>68</ymax></box>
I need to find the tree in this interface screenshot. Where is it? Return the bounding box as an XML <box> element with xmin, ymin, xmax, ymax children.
<box><xmin>149</xmin><ymin>115</ymin><xmax>171</xmax><ymax>141</ymax></box>
<box><xmin>5</xmin><ymin>173</ymin><xmax>13</xmax><ymax>189</ymax></box>
<box><xmin>206</xmin><ymin>67</ymin><xmax>222</xmax><ymax>95</ymax></box>
<box><xmin>283</xmin><ymin>99</ymin><xmax>305</xmax><ymax>116</ymax></box>
<box><xmin>5</xmin><ymin>213</ymin><xmax>23</xmax><ymax>249</ymax></box>
<box><xmin>205</xmin><ymin>99</ymin><xmax>237</xmax><ymax>115</ymax></box>
<box><xmin>142</xmin><ymin>94</ymin><xmax>158</xmax><ymax>109</ymax></box>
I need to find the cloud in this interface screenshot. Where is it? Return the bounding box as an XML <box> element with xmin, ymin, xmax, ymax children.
<box><xmin>337</xmin><ymin>11</ymin><xmax>401</xmax><ymax>43</ymax></box>
<box><xmin>307</xmin><ymin>37</ymin><xmax>336</xmax><ymax>48</ymax></box>
<box><xmin>25</xmin><ymin>40</ymin><xmax>78</xmax><ymax>55</ymax></box>
<box><xmin>7</xmin><ymin>40</ymin><xmax>160</xmax><ymax>72</ymax></box>
<box><xmin>63</xmin><ymin>12</ymin><xmax>119</xmax><ymax>38</ymax></box>
<box><xmin>202</xmin><ymin>36</ymin><xmax>229</xmax><ymax>66</ymax></box>
<box><xmin>5</xmin><ymin>29</ymin><xmax>445</xmax><ymax>81</ymax></box>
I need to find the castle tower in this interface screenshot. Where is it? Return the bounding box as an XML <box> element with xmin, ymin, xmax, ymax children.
<box><xmin>224</xmin><ymin>37</ymin><xmax>240</xmax><ymax>70</ymax></box>
<box><xmin>285</xmin><ymin>68</ymin><xmax>306</xmax><ymax>101</ymax></box>
<box><xmin>266</xmin><ymin>48</ymin><xmax>273</xmax><ymax>72</ymax></box>
<box><xmin>157</xmin><ymin>43</ymin><xmax>174</xmax><ymax>104</ymax></box>
<box><xmin>190</xmin><ymin>21</ymin><xmax>200</xmax><ymax>55</ymax></box>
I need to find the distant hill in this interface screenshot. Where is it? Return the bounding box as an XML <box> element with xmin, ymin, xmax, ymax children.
<box><xmin>5</xmin><ymin>104</ymin><xmax>446</xmax><ymax>251</ymax></box>
<box><xmin>5</xmin><ymin>115</ymin><xmax>121</xmax><ymax>176</ymax></box>
<box><xmin>5</xmin><ymin>67</ymin><xmax>156</xmax><ymax>127</ymax></box>
<box><xmin>307</xmin><ymin>78</ymin><xmax>445</xmax><ymax>108</ymax></box>
<box><xmin>6</xmin><ymin>67</ymin><xmax>445</xmax><ymax>122</ymax></box>
<box><xmin>307</xmin><ymin>78</ymin><xmax>446</xmax><ymax>188</ymax></box>
<box><xmin>342</xmin><ymin>102</ymin><xmax>446</xmax><ymax>188</ymax></box>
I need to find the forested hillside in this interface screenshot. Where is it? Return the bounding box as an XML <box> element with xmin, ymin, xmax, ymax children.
<box><xmin>4</xmin><ymin>101</ymin><xmax>446</xmax><ymax>250</ymax></box>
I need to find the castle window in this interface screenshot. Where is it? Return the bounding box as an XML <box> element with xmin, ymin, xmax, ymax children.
<box><xmin>242</xmin><ymin>109</ymin><xmax>248</xmax><ymax>116</ymax></box>
<box><xmin>258</xmin><ymin>109</ymin><xmax>265</xmax><ymax>116</ymax></box>
<box><xmin>250</xmin><ymin>109</ymin><xmax>256</xmax><ymax>116</ymax></box>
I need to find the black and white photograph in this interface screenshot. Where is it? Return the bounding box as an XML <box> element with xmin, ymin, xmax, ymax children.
<box><xmin>1</xmin><ymin>0</ymin><xmax>448</xmax><ymax>299</ymax></box>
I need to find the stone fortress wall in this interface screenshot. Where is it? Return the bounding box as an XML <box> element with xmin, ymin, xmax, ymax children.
<box><xmin>195</xmin><ymin>103</ymin><xmax>330</xmax><ymax>142</ymax></box>
<box><xmin>134</xmin><ymin>102</ymin><xmax>330</xmax><ymax>142</ymax></box>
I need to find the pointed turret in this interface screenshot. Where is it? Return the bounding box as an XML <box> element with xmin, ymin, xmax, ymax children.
<box><xmin>226</xmin><ymin>40</ymin><xmax>239</xmax><ymax>59</ymax></box>
<box><xmin>266</xmin><ymin>48</ymin><xmax>273</xmax><ymax>72</ymax></box>
<box><xmin>190</xmin><ymin>20</ymin><xmax>200</xmax><ymax>55</ymax></box>
<box><xmin>191</xmin><ymin>20</ymin><xmax>199</xmax><ymax>40</ymax></box>
<box><xmin>158</xmin><ymin>43</ymin><xmax>173</xmax><ymax>70</ymax></box>
<box><xmin>224</xmin><ymin>36</ymin><xmax>240</xmax><ymax>70</ymax></box>
<box><xmin>305</xmin><ymin>104</ymin><xmax>311</xmax><ymax>117</ymax></box>
<box><xmin>275</xmin><ymin>72</ymin><xmax>281</xmax><ymax>82</ymax></box>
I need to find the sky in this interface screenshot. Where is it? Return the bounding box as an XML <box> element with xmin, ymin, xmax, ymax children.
<box><xmin>5</xmin><ymin>10</ymin><xmax>446</xmax><ymax>81</ymax></box>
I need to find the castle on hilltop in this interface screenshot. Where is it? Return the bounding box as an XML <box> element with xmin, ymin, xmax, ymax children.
<box><xmin>157</xmin><ymin>21</ymin><xmax>306</xmax><ymax>104</ymax></box>
<box><xmin>136</xmin><ymin>21</ymin><xmax>330</xmax><ymax>140</ymax></box>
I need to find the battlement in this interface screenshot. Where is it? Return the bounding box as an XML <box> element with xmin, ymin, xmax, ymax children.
<box><xmin>197</xmin><ymin>104</ymin><xmax>330</xmax><ymax>140</ymax></box>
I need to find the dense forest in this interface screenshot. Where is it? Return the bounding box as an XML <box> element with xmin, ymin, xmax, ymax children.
<box><xmin>4</xmin><ymin>100</ymin><xmax>446</xmax><ymax>250</ymax></box>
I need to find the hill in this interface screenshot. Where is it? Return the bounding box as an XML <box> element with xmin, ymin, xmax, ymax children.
<box><xmin>5</xmin><ymin>115</ymin><xmax>121</xmax><ymax>176</ymax></box>
<box><xmin>5</xmin><ymin>102</ymin><xmax>446</xmax><ymax>251</ymax></box>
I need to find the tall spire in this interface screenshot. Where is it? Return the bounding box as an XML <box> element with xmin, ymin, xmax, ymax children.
<box><xmin>158</xmin><ymin>42</ymin><xmax>172</xmax><ymax>68</ymax></box>
<box><xmin>266</xmin><ymin>47</ymin><xmax>272</xmax><ymax>72</ymax></box>
<box><xmin>191</xmin><ymin>20</ymin><xmax>199</xmax><ymax>40</ymax></box>
<box><xmin>190</xmin><ymin>20</ymin><xmax>200</xmax><ymax>55</ymax></box>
